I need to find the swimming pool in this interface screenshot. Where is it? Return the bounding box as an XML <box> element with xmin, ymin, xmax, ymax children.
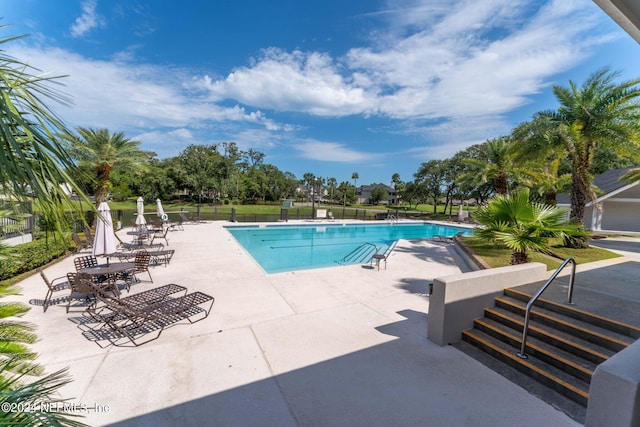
<box><xmin>225</xmin><ymin>222</ymin><xmax>471</xmax><ymax>274</ymax></box>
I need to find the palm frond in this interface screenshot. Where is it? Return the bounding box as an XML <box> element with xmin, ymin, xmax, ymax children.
<box><xmin>0</xmin><ymin>29</ymin><xmax>93</xmax><ymax>236</ymax></box>
<box><xmin>0</xmin><ymin>364</ymin><xmax>89</xmax><ymax>426</ymax></box>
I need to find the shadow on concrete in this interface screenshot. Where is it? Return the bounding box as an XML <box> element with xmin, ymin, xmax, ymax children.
<box><xmin>104</xmin><ymin>309</ymin><xmax>574</xmax><ymax>427</ymax></box>
<box><xmin>591</xmin><ymin>239</ymin><xmax>640</xmax><ymax>253</ymax></box>
<box><xmin>515</xmin><ymin>261</ymin><xmax>640</xmax><ymax>325</ymax></box>
<box><xmin>396</xmin><ymin>277</ymin><xmax>431</xmax><ymax>297</ymax></box>
<box><xmin>392</xmin><ymin>239</ymin><xmax>458</xmax><ymax>265</ymax></box>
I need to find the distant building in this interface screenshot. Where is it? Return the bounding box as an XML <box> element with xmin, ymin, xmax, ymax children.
<box><xmin>356</xmin><ymin>184</ymin><xmax>399</xmax><ymax>205</ymax></box>
<box><xmin>557</xmin><ymin>167</ymin><xmax>640</xmax><ymax>233</ymax></box>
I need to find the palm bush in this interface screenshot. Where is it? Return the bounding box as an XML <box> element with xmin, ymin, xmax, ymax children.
<box><xmin>0</xmin><ymin>26</ymin><xmax>90</xmax><ymax>426</ymax></box>
<box><xmin>474</xmin><ymin>189</ymin><xmax>585</xmax><ymax>264</ymax></box>
<box><xmin>0</xmin><ymin>288</ymin><xmax>41</xmax><ymax>377</ymax></box>
<box><xmin>0</xmin><ymin>365</ymin><xmax>88</xmax><ymax>426</ymax></box>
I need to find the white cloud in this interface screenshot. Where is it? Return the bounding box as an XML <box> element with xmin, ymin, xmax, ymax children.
<box><xmin>4</xmin><ymin>0</ymin><xmax>618</xmax><ymax>171</ymax></box>
<box><xmin>7</xmin><ymin>45</ymin><xmax>287</xmax><ymax>134</ymax></box>
<box><xmin>346</xmin><ymin>0</ymin><xmax>605</xmax><ymax>120</ymax></box>
<box><xmin>194</xmin><ymin>0</ymin><xmax>611</xmax><ymax>133</ymax></box>
<box><xmin>70</xmin><ymin>0</ymin><xmax>106</xmax><ymax>38</ymax></box>
<box><xmin>135</xmin><ymin>128</ymin><xmax>197</xmax><ymax>157</ymax></box>
<box><xmin>196</xmin><ymin>48</ymin><xmax>371</xmax><ymax>116</ymax></box>
<box><xmin>293</xmin><ymin>140</ymin><xmax>380</xmax><ymax>163</ymax></box>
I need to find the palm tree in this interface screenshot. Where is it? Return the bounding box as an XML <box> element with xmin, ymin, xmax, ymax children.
<box><xmin>461</xmin><ymin>137</ymin><xmax>520</xmax><ymax>196</ymax></box>
<box><xmin>63</xmin><ymin>128</ymin><xmax>149</xmax><ymax>205</ymax></box>
<box><xmin>326</xmin><ymin>177</ymin><xmax>337</xmax><ymax>202</ymax></box>
<box><xmin>0</xmin><ymin>28</ymin><xmax>91</xmax><ymax>426</ymax></box>
<box><xmin>351</xmin><ymin>172</ymin><xmax>359</xmax><ymax>202</ymax></box>
<box><xmin>0</xmin><ymin>283</ymin><xmax>41</xmax><ymax>378</ymax></box>
<box><xmin>542</xmin><ymin>68</ymin><xmax>640</xmax><ymax>228</ymax></box>
<box><xmin>303</xmin><ymin>172</ymin><xmax>315</xmax><ymax>201</ymax></box>
<box><xmin>391</xmin><ymin>173</ymin><xmax>404</xmax><ymax>205</ymax></box>
<box><xmin>0</xmin><ymin>365</ymin><xmax>89</xmax><ymax>426</ymax></box>
<box><xmin>512</xmin><ymin>119</ymin><xmax>573</xmax><ymax>206</ymax></box>
<box><xmin>528</xmin><ymin>167</ymin><xmax>572</xmax><ymax>207</ymax></box>
<box><xmin>473</xmin><ymin>189</ymin><xmax>583</xmax><ymax>265</ymax></box>
<box><xmin>0</xmin><ymin>29</ymin><xmax>88</xmax><ymax>233</ymax></box>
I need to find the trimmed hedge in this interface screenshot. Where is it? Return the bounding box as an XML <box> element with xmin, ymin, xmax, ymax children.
<box><xmin>0</xmin><ymin>236</ymin><xmax>72</xmax><ymax>281</ymax></box>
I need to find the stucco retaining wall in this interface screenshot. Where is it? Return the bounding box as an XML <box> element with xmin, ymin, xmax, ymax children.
<box><xmin>427</xmin><ymin>262</ymin><xmax>548</xmax><ymax>346</ymax></box>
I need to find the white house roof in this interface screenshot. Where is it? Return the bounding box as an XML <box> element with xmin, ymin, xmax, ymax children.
<box><xmin>557</xmin><ymin>167</ymin><xmax>639</xmax><ymax>206</ymax></box>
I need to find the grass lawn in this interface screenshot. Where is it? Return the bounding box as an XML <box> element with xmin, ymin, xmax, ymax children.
<box><xmin>460</xmin><ymin>236</ymin><xmax>622</xmax><ymax>270</ymax></box>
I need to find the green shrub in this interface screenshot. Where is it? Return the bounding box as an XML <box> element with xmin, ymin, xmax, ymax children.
<box><xmin>0</xmin><ymin>237</ymin><xmax>72</xmax><ymax>281</ymax></box>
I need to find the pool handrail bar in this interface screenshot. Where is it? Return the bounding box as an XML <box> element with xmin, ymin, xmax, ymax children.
<box><xmin>516</xmin><ymin>257</ymin><xmax>576</xmax><ymax>359</ymax></box>
<box><xmin>340</xmin><ymin>242</ymin><xmax>379</xmax><ymax>264</ymax></box>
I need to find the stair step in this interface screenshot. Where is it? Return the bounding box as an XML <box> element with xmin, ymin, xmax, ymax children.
<box><xmin>473</xmin><ymin>318</ymin><xmax>594</xmax><ymax>383</ymax></box>
<box><xmin>460</xmin><ymin>284</ymin><xmax>639</xmax><ymax>414</ymax></box>
<box><xmin>495</xmin><ymin>297</ymin><xmax>632</xmax><ymax>352</ymax></box>
<box><xmin>484</xmin><ymin>307</ymin><xmax>612</xmax><ymax>364</ymax></box>
<box><xmin>462</xmin><ymin>329</ymin><xmax>590</xmax><ymax>406</ymax></box>
<box><xmin>504</xmin><ymin>288</ymin><xmax>640</xmax><ymax>339</ymax></box>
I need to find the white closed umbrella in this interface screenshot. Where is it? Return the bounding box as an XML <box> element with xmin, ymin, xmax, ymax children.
<box><xmin>156</xmin><ymin>198</ymin><xmax>165</xmax><ymax>219</ymax></box>
<box><xmin>457</xmin><ymin>203</ymin><xmax>468</xmax><ymax>221</ymax></box>
<box><xmin>135</xmin><ymin>196</ymin><xmax>147</xmax><ymax>228</ymax></box>
<box><xmin>93</xmin><ymin>202</ymin><xmax>117</xmax><ymax>263</ymax></box>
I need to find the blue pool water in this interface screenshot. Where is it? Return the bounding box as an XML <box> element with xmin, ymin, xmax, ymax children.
<box><xmin>225</xmin><ymin>222</ymin><xmax>471</xmax><ymax>274</ymax></box>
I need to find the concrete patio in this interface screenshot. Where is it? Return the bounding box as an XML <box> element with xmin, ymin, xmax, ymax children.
<box><xmin>13</xmin><ymin>221</ymin><xmax>585</xmax><ymax>426</ymax></box>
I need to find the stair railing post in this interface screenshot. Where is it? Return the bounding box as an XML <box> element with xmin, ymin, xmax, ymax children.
<box><xmin>566</xmin><ymin>258</ymin><xmax>576</xmax><ymax>305</ymax></box>
<box><xmin>516</xmin><ymin>257</ymin><xmax>576</xmax><ymax>359</ymax></box>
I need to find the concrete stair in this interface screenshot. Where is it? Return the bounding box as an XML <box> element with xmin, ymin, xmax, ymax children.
<box><xmin>461</xmin><ymin>287</ymin><xmax>640</xmax><ymax>407</ymax></box>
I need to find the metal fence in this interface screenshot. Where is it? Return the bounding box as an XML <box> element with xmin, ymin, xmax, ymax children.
<box><xmin>7</xmin><ymin>205</ymin><xmax>413</xmax><ymax>237</ymax></box>
<box><xmin>79</xmin><ymin>206</ymin><xmax>411</xmax><ymax>229</ymax></box>
<box><xmin>0</xmin><ymin>200</ymin><xmax>34</xmax><ymax>239</ymax></box>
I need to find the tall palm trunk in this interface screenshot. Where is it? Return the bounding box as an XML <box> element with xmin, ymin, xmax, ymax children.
<box><xmin>568</xmin><ymin>156</ymin><xmax>590</xmax><ymax>248</ymax></box>
<box><xmin>544</xmin><ymin>191</ymin><xmax>557</xmax><ymax>206</ymax></box>
<box><xmin>569</xmin><ymin>168</ymin><xmax>587</xmax><ymax>226</ymax></box>
<box><xmin>495</xmin><ymin>172</ymin><xmax>508</xmax><ymax>195</ymax></box>
<box><xmin>95</xmin><ymin>163</ymin><xmax>112</xmax><ymax>206</ymax></box>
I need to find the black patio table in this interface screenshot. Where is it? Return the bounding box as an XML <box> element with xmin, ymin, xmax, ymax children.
<box><xmin>78</xmin><ymin>262</ymin><xmax>135</xmax><ymax>295</ymax></box>
<box><xmin>126</xmin><ymin>229</ymin><xmax>155</xmax><ymax>245</ymax></box>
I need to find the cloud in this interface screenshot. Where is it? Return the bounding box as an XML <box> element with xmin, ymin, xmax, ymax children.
<box><xmin>196</xmin><ymin>48</ymin><xmax>371</xmax><ymax>117</ymax></box>
<box><xmin>5</xmin><ymin>0</ymin><xmax>618</xmax><ymax>173</ymax></box>
<box><xmin>346</xmin><ymin>0</ymin><xmax>605</xmax><ymax>120</ymax></box>
<box><xmin>134</xmin><ymin>128</ymin><xmax>197</xmax><ymax>157</ymax></box>
<box><xmin>7</xmin><ymin>44</ymin><xmax>288</xmax><ymax>135</ymax></box>
<box><xmin>293</xmin><ymin>140</ymin><xmax>380</xmax><ymax>163</ymax></box>
<box><xmin>194</xmin><ymin>0</ymin><xmax>611</xmax><ymax>135</ymax></box>
<box><xmin>70</xmin><ymin>0</ymin><xmax>106</xmax><ymax>38</ymax></box>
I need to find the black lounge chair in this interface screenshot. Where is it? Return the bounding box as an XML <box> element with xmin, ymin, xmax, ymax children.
<box><xmin>71</xmin><ymin>232</ymin><xmax>92</xmax><ymax>253</ymax></box>
<box><xmin>433</xmin><ymin>231</ymin><xmax>465</xmax><ymax>243</ymax></box>
<box><xmin>81</xmin><ymin>284</ymin><xmax>214</xmax><ymax>346</ymax></box>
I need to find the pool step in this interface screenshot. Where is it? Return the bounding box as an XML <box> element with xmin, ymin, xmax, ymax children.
<box><xmin>339</xmin><ymin>243</ymin><xmax>380</xmax><ymax>265</ymax></box>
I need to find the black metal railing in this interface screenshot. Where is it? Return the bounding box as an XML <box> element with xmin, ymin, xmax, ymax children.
<box><xmin>0</xmin><ymin>200</ymin><xmax>34</xmax><ymax>239</ymax></box>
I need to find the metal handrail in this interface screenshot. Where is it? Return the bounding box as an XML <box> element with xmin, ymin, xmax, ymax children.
<box><xmin>516</xmin><ymin>257</ymin><xmax>576</xmax><ymax>359</ymax></box>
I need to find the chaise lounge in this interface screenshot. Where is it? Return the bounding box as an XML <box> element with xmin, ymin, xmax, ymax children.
<box><xmin>80</xmin><ymin>282</ymin><xmax>214</xmax><ymax>346</ymax></box>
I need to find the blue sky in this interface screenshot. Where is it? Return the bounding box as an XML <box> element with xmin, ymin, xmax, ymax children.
<box><xmin>3</xmin><ymin>0</ymin><xmax>639</xmax><ymax>186</ymax></box>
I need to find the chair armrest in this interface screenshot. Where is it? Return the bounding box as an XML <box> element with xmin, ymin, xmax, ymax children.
<box><xmin>50</xmin><ymin>275</ymin><xmax>69</xmax><ymax>286</ymax></box>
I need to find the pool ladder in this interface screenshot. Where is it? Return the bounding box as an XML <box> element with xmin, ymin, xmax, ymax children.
<box><xmin>340</xmin><ymin>243</ymin><xmax>379</xmax><ymax>264</ymax></box>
